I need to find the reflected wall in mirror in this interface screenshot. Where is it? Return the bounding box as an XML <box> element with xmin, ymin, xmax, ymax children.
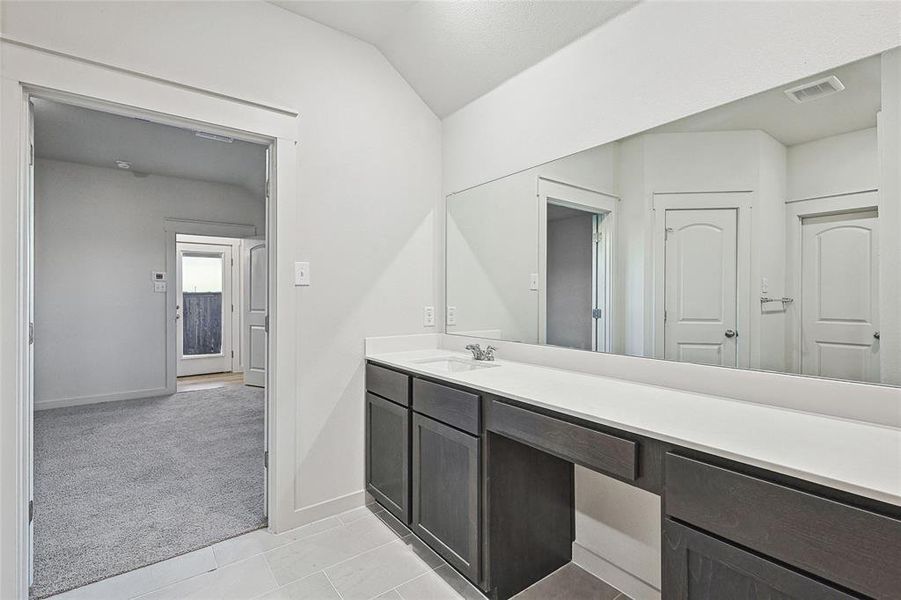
<box><xmin>446</xmin><ymin>50</ymin><xmax>900</xmax><ymax>386</ymax></box>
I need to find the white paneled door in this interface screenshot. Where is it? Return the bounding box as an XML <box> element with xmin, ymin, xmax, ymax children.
<box><xmin>664</xmin><ymin>209</ymin><xmax>738</xmax><ymax>367</ymax></box>
<box><xmin>243</xmin><ymin>241</ymin><xmax>267</xmax><ymax>388</ymax></box>
<box><xmin>801</xmin><ymin>210</ymin><xmax>879</xmax><ymax>383</ymax></box>
<box><xmin>176</xmin><ymin>242</ymin><xmax>234</xmax><ymax>376</ymax></box>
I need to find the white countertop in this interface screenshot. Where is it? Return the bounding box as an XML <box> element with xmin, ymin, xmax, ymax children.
<box><xmin>367</xmin><ymin>348</ymin><xmax>901</xmax><ymax>507</ymax></box>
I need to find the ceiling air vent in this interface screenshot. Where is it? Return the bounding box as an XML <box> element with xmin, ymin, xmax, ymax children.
<box><xmin>784</xmin><ymin>75</ymin><xmax>845</xmax><ymax>104</ymax></box>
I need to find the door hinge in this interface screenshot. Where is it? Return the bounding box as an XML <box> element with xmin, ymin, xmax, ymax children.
<box><xmin>28</xmin><ymin>500</ymin><xmax>33</xmax><ymax>523</ymax></box>
<box><xmin>664</xmin><ymin>310</ymin><xmax>667</xmax><ymax>323</ymax></box>
<box><xmin>264</xmin><ymin>451</ymin><xmax>269</xmax><ymax>469</ymax></box>
<box><xmin>264</xmin><ymin>315</ymin><xmax>269</xmax><ymax>333</ymax></box>
<box><xmin>231</xmin><ymin>350</ymin><xmax>234</xmax><ymax>358</ymax></box>
<box><xmin>665</xmin><ymin>227</ymin><xmax>673</xmax><ymax>240</ymax></box>
<box><xmin>28</xmin><ymin>322</ymin><xmax>34</xmax><ymax>345</ymax></box>
<box><xmin>231</xmin><ymin>303</ymin><xmax>234</xmax><ymax>313</ymax></box>
<box><xmin>592</xmin><ymin>308</ymin><xmax>602</xmax><ymax>319</ymax></box>
<box><xmin>29</xmin><ymin>144</ymin><xmax>34</xmax><ymax>167</ymax></box>
<box><xmin>592</xmin><ymin>231</ymin><xmax>601</xmax><ymax>243</ymax></box>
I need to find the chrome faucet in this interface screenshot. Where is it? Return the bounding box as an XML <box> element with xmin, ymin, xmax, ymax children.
<box><xmin>465</xmin><ymin>343</ymin><xmax>496</xmax><ymax>361</ymax></box>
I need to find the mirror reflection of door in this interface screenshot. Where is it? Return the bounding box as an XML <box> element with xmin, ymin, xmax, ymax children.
<box><xmin>800</xmin><ymin>210</ymin><xmax>879</xmax><ymax>382</ymax></box>
<box><xmin>176</xmin><ymin>242</ymin><xmax>233</xmax><ymax>376</ymax></box>
<box><xmin>243</xmin><ymin>241</ymin><xmax>267</xmax><ymax>387</ymax></box>
<box><xmin>663</xmin><ymin>208</ymin><xmax>738</xmax><ymax>367</ymax></box>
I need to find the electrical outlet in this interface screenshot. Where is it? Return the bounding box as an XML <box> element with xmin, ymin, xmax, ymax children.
<box><xmin>153</xmin><ymin>281</ymin><xmax>167</xmax><ymax>293</ymax></box>
<box><xmin>295</xmin><ymin>261</ymin><xmax>311</xmax><ymax>286</ymax></box>
<box><xmin>761</xmin><ymin>277</ymin><xmax>770</xmax><ymax>294</ymax></box>
<box><xmin>423</xmin><ymin>306</ymin><xmax>435</xmax><ymax>327</ymax></box>
<box><xmin>446</xmin><ymin>305</ymin><xmax>457</xmax><ymax>326</ymax></box>
<box><xmin>529</xmin><ymin>273</ymin><xmax>539</xmax><ymax>291</ymax></box>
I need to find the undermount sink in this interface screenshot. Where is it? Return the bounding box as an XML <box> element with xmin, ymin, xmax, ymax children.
<box><xmin>412</xmin><ymin>357</ymin><xmax>500</xmax><ymax>373</ymax></box>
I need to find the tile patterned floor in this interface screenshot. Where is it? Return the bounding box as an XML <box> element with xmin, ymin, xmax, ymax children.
<box><xmin>46</xmin><ymin>504</ymin><xmax>630</xmax><ymax>600</ymax></box>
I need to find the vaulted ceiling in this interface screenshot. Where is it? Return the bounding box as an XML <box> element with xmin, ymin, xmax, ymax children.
<box><xmin>270</xmin><ymin>0</ymin><xmax>638</xmax><ymax>117</ymax></box>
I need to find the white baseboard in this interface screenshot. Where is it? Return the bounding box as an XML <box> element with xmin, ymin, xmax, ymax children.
<box><xmin>276</xmin><ymin>489</ymin><xmax>369</xmax><ymax>534</ymax></box>
<box><xmin>34</xmin><ymin>387</ymin><xmax>170</xmax><ymax>411</ymax></box>
<box><xmin>572</xmin><ymin>542</ymin><xmax>661</xmax><ymax>600</ymax></box>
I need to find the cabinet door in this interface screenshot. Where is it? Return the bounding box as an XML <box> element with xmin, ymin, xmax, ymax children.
<box><xmin>366</xmin><ymin>393</ymin><xmax>410</xmax><ymax>523</ymax></box>
<box><xmin>663</xmin><ymin>519</ymin><xmax>857</xmax><ymax>600</ymax></box>
<box><xmin>412</xmin><ymin>413</ymin><xmax>480</xmax><ymax>582</ymax></box>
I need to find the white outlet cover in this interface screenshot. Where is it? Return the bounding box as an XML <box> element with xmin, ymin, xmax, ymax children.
<box><xmin>153</xmin><ymin>281</ymin><xmax>167</xmax><ymax>292</ymax></box>
<box><xmin>423</xmin><ymin>306</ymin><xmax>435</xmax><ymax>327</ymax></box>
<box><xmin>446</xmin><ymin>305</ymin><xmax>457</xmax><ymax>326</ymax></box>
<box><xmin>529</xmin><ymin>273</ymin><xmax>539</xmax><ymax>291</ymax></box>
<box><xmin>295</xmin><ymin>261</ymin><xmax>311</xmax><ymax>286</ymax></box>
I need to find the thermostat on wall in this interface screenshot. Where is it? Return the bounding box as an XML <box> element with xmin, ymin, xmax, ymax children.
<box><xmin>152</xmin><ymin>271</ymin><xmax>167</xmax><ymax>281</ymax></box>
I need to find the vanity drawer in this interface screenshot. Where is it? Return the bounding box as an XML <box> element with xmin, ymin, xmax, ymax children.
<box><xmin>665</xmin><ymin>453</ymin><xmax>901</xmax><ymax>600</ymax></box>
<box><xmin>412</xmin><ymin>379</ymin><xmax>480</xmax><ymax>435</ymax></box>
<box><xmin>366</xmin><ymin>363</ymin><xmax>410</xmax><ymax>407</ymax></box>
<box><xmin>487</xmin><ymin>399</ymin><xmax>637</xmax><ymax>481</ymax></box>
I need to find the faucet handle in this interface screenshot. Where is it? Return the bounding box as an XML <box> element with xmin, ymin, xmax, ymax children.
<box><xmin>484</xmin><ymin>345</ymin><xmax>497</xmax><ymax>361</ymax></box>
<box><xmin>465</xmin><ymin>343</ymin><xmax>481</xmax><ymax>359</ymax></box>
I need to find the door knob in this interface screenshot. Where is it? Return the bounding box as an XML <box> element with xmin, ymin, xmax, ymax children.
<box><xmin>725</xmin><ymin>329</ymin><xmax>737</xmax><ymax>338</ymax></box>
<box><xmin>874</xmin><ymin>331</ymin><xmax>880</xmax><ymax>340</ymax></box>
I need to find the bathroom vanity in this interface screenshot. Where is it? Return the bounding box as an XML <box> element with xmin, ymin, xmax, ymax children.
<box><xmin>364</xmin><ymin>350</ymin><xmax>901</xmax><ymax>600</ymax></box>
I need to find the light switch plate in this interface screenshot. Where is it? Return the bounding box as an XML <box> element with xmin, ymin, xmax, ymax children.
<box><xmin>295</xmin><ymin>261</ymin><xmax>311</xmax><ymax>286</ymax></box>
<box><xmin>446</xmin><ymin>305</ymin><xmax>457</xmax><ymax>326</ymax></box>
<box><xmin>423</xmin><ymin>306</ymin><xmax>435</xmax><ymax>327</ymax></box>
<box><xmin>529</xmin><ymin>273</ymin><xmax>539</xmax><ymax>291</ymax></box>
<box><xmin>152</xmin><ymin>271</ymin><xmax>167</xmax><ymax>282</ymax></box>
<box><xmin>153</xmin><ymin>281</ymin><xmax>167</xmax><ymax>292</ymax></box>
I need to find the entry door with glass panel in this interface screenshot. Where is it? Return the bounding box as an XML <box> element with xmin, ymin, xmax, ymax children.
<box><xmin>176</xmin><ymin>242</ymin><xmax>234</xmax><ymax>376</ymax></box>
<box><xmin>664</xmin><ymin>208</ymin><xmax>738</xmax><ymax>367</ymax></box>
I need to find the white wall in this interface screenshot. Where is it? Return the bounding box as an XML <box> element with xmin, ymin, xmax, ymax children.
<box><xmin>34</xmin><ymin>159</ymin><xmax>263</xmax><ymax>408</ymax></box>
<box><xmin>441</xmin><ymin>4</ymin><xmax>899</xmax><ymax>598</ymax></box>
<box><xmin>443</xmin><ymin>1</ymin><xmax>900</xmax><ymax>194</ymax></box>
<box><xmin>446</xmin><ymin>143</ymin><xmax>618</xmax><ymax>342</ymax></box>
<box><xmin>1</xmin><ymin>3</ymin><xmax>441</xmax><ymax>592</ymax></box>
<box><xmin>787</xmin><ymin>128</ymin><xmax>879</xmax><ymax>201</ymax></box>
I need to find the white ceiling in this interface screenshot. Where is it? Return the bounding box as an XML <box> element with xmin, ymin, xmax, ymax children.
<box><xmin>33</xmin><ymin>99</ymin><xmax>267</xmax><ymax>194</ymax></box>
<box><xmin>651</xmin><ymin>55</ymin><xmax>881</xmax><ymax>146</ymax></box>
<box><xmin>270</xmin><ymin>0</ymin><xmax>637</xmax><ymax>117</ymax></box>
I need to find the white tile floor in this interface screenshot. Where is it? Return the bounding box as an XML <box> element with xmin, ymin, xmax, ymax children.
<box><xmin>46</xmin><ymin>504</ymin><xmax>628</xmax><ymax>600</ymax></box>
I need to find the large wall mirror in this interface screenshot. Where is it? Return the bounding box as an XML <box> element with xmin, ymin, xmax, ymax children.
<box><xmin>446</xmin><ymin>50</ymin><xmax>901</xmax><ymax>387</ymax></box>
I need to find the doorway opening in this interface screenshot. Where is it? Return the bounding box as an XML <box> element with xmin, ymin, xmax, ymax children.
<box><xmin>545</xmin><ymin>204</ymin><xmax>611</xmax><ymax>351</ymax></box>
<box><xmin>29</xmin><ymin>97</ymin><xmax>271</xmax><ymax>598</ymax></box>
<box><xmin>538</xmin><ymin>178</ymin><xmax>617</xmax><ymax>352</ymax></box>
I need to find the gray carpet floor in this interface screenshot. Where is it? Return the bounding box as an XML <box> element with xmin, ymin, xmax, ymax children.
<box><xmin>33</xmin><ymin>385</ymin><xmax>265</xmax><ymax>598</ymax></box>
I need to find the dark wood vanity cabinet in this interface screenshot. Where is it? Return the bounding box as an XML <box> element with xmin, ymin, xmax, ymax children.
<box><xmin>662</xmin><ymin>519</ymin><xmax>857</xmax><ymax>600</ymax></box>
<box><xmin>365</xmin><ymin>365</ymin><xmax>411</xmax><ymax>524</ymax></box>
<box><xmin>366</xmin><ymin>363</ymin><xmax>484</xmax><ymax>585</ymax></box>
<box><xmin>411</xmin><ymin>412</ymin><xmax>481</xmax><ymax>582</ymax></box>
<box><xmin>366</xmin><ymin>360</ymin><xmax>901</xmax><ymax>600</ymax></box>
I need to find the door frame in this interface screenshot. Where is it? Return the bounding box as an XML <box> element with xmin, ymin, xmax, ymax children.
<box><xmin>167</xmin><ymin>228</ymin><xmax>255</xmax><ymax>390</ymax></box>
<box><xmin>537</xmin><ymin>177</ymin><xmax>619</xmax><ymax>351</ymax></box>
<box><xmin>652</xmin><ymin>192</ymin><xmax>752</xmax><ymax>368</ymax></box>
<box><xmin>5</xmin><ymin>48</ymin><xmax>298</xmax><ymax>598</ymax></box>
<box><xmin>784</xmin><ymin>190</ymin><xmax>879</xmax><ymax>375</ymax></box>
